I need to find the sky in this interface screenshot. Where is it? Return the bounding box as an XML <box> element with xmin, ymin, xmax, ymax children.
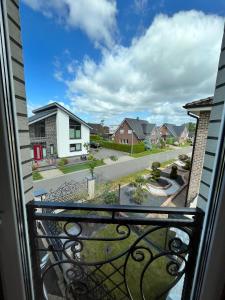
<box><xmin>21</xmin><ymin>0</ymin><xmax>225</xmax><ymax>125</ymax></box>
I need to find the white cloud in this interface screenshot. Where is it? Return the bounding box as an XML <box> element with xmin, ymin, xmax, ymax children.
<box><xmin>57</xmin><ymin>10</ymin><xmax>224</xmax><ymax>124</ymax></box>
<box><xmin>22</xmin><ymin>0</ymin><xmax>117</xmax><ymax>47</ymax></box>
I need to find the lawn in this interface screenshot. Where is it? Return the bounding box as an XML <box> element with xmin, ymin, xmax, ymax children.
<box><xmin>79</xmin><ymin>223</ymin><xmax>176</xmax><ymax>300</ymax></box>
<box><xmin>160</xmin><ymin>159</ymin><xmax>177</xmax><ymax>169</ymax></box>
<box><xmin>131</xmin><ymin>146</ymin><xmax>169</xmax><ymax>158</ymax></box>
<box><xmin>109</xmin><ymin>169</ymin><xmax>150</xmax><ymax>188</ymax></box>
<box><xmin>32</xmin><ymin>171</ymin><xmax>43</xmax><ymax>180</ymax></box>
<box><xmin>59</xmin><ymin>159</ymin><xmax>105</xmax><ymax>174</ymax></box>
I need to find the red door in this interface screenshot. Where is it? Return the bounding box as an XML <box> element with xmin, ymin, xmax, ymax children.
<box><xmin>33</xmin><ymin>144</ymin><xmax>43</xmax><ymax>161</ymax></box>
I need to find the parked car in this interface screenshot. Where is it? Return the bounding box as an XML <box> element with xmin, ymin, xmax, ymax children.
<box><xmin>90</xmin><ymin>141</ymin><xmax>100</xmax><ymax>148</ymax></box>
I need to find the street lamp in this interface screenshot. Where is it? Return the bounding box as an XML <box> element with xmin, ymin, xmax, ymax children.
<box><xmin>131</xmin><ymin>130</ymin><xmax>135</xmax><ymax>155</ymax></box>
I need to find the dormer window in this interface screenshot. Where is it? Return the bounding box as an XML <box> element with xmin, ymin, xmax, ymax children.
<box><xmin>69</xmin><ymin>118</ymin><xmax>81</xmax><ymax>139</ymax></box>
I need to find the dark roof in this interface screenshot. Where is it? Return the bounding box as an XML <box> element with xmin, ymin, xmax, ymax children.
<box><xmin>163</xmin><ymin>123</ymin><xmax>187</xmax><ymax>138</ymax></box>
<box><xmin>29</xmin><ymin>108</ymin><xmax>57</xmax><ymax>123</ymax></box>
<box><xmin>88</xmin><ymin>123</ymin><xmax>109</xmax><ymax>135</ymax></box>
<box><xmin>183</xmin><ymin>96</ymin><xmax>213</xmax><ymax>109</ymax></box>
<box><xmin>29</xmin><ymin>102</ymin><xmax>91</xmax><ymax>128</ymax></box>
<box><xmin>124</xmin><ymin>118</ymin><xmax>156</xmax><ymax>139</ymax></box>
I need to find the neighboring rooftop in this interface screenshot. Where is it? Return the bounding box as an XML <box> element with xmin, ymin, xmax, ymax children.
<box><xmin>124</xmin><ymin>118</ymin><xmax>156</xmax><ymax>139</ymax></box>
<box><xmin>183</xmin><ymin>96</ymin><xmax>213</xmax><ymax>109</ymax></box>
<box><xmin>88</xmin><ymin>123</ymin><xmax>109</xmax><ymax>135</ymax></box>
<box><xmin>163</xmin><ymin>123</ymin><xmax>187</xmax><ymax>138</ymax></box>
<box><xmin>28</xmin><ymin>102</ymin><xmax>91</xmax><ymax>128</ymax></box>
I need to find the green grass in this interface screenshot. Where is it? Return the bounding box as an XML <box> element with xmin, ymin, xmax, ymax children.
<box><xmin>32</xmin><ymin>171</ymin><xmax>43</xmax><ymax>180</ymax></box>
<box><xmin>80</xmin><ymin>224</ymin><xmax>175</xmax><ymax>299</ymax></box>
<box><xmin>131</xmin><ymin>146</ymin><xmax>169</xmax><ymax>158</ymax></box>
<box><xmin>160</xmin><ymin>159</ymin><xmax>177</xmax><ymax>169</ymax></box>
<box><xmin>59</xmin><ymin>160</ymin><xmax>105</xmax><ymax>174</ymax></box>
<box><xmin>109</xmin><ymin>169</ymin><xmax>150</xmax><ymax>188</ymax></box>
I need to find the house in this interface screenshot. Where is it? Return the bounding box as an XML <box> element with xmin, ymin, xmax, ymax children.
<box><xmin>108</xmin><ymin>125</ymin><xmax>119</xmax><ymax>140</ymax></box>
<box><xmin>183</xmin><ymin>96</ymin><xmax>213</xmax><ymax>203</ymax></box>
<box><xmin>160</xmin><ymin>123</ymin><xmax>189</xmax><ymax>143</ymax></box>
<box><xmin>88</xmin><ymin>123</ymin><xmax>110</xmax><ymax>139</ymax></box>
<box><xmin>113</xmin><ymin>118</ymin><xmax>159</xmax><ymax>144</ymax></box>
<box><xmin>29</xmin><ymin>102</ymin><xmax>91</xmax><ymax>160</ymax></box>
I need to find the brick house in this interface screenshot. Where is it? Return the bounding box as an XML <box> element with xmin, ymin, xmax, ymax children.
<box><xmin>183</xmin><ymin>96</ymin><xmax>213</xmax><ymax>203</ymax></box>
<box><xmin>29</xmin><ymin>102</ymin><xmax>91</xmax><ymax>160</ymax></box>
<box><xmin>160</xmin><ymin>123</ymin><xmax>189</xmax><ymax>143</ymax></box>
<box><xmin>113</xmin><ymin>118</ymin><xmax>159</xmax><ymax>145</ymax></box>
<box><xmin>88</xmin><ymin>123</ymin><xmax>110</xmax><ymax>139</ymax></box>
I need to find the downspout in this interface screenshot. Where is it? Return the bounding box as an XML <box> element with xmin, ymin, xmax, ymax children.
<box><xmin>184</xmin><ymin>111</ymin><xmax>199</xmax><ymax>207</ymax></box>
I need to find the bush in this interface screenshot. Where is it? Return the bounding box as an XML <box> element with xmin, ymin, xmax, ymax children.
<box><xmin>183</xmin><ymin>158</ymin><xmax>191</xmax><ymax>170</ymax></box>
<box><xmin>109</xmin><ymin>155</ymin><xmax>118</xmax><ymax>161</ymax></box>
<box><xmin>151</xmin><ymin>169</ymin><xmax>161</xmax><ymax>181</ymax></box>
<box><xmin>100</xmin><ymin>141</ymin><xmax>145</xmax><ymax>153</ymax></box>
<box><xmin>170</xmin><ymin>165</ymin><xmax>178</xmax><ymax>179</ymax></box>
<box><xmin>159</xmin><ymin>138</ymin><xmax>166</xmax><ymax>149</ymax></box>
<box><xmin>166</xmin><ymin>137</ymin><xmax>175</xmax><ymax>145</ymax></box>
<box><xmin>152</xmin><ymin>162</ymin><xmax>161</xmax><ymax>170</ymax></box>
<box><xmin>58</xmin><ymin>158</ymin><xmax>68</xmax><ymax>167</ymax></box>
<box><xmin>131</xmin><ymin>186</ymin><xmax>147</xmax><ymax>205</ymax></box>
<box><xmin>90</xmin><ymin>135</ymin><xmax>103</xmax><ymax>141</ymax></box>
<box><xmin>179</xmin><ymin>154</ymin><xmax>189</xmax><ymax>161</ymax></box>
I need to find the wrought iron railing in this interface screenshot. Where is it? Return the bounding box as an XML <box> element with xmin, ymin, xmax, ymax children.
<box><xmin>27</xmin><ymin>201</ymin><xmax>203</xmax><ymax>300</ymax></box>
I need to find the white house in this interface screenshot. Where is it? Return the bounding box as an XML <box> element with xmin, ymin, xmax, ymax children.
<box><xmin>28</xmin><ymin>102</ymin><xmax>91</xmax><ymax>160</ymax></box>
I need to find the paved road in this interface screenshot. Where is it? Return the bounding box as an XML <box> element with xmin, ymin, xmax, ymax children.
<box><xmin>34</xmin><ymin>147</ymin><xmax>192</xmax><ymax>192</ymax></box>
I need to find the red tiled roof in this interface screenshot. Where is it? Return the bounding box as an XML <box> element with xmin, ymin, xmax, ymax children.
<box><xmin>183</xmin><ymin>96</ymin><xmax>213</xmax><ymax>109</ymax></box>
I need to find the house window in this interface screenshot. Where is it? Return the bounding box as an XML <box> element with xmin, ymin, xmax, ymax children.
<box><xmin>50</xmin><ymin>144</ymin><xmax>54</xmax><ymax>155</ymax></box>
<box><xmin>128</xmin><ymin>130</ymin><xmax>132</xmax><ymax>134</ymax></box>
<box><xmin>70</xmin><ymin>143</ymin><xmax>82</xmax><ymax>152</ymax></box>
<box><xmin>120</xmin><ymin>129</ymin><xmax>124</xmax><ymax>134</ymax></box>
<box><xmin>34</xmin><ymin>120</ymin><xmax>45</xmax><ymax>137</ymax></box>
<box><xmin>69</xmin><ymin>119</ymin><xmax>81</xmax><ymax>139</ymax></box>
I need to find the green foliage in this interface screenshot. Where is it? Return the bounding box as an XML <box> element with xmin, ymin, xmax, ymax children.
<box><xmin>109</xmin><ymin>155</ymin><xmax>118</xmax><ymax>161</ymax></box>
<box><xmin>132</xmin><ymin>176</ymin><xmax>146</xmax><ymax>188</ymax></box>
<box><xmin>178</xmin><ymin>154</ymin><xmax>188</xmax><ymax>161</ymax></box>
<box><xmin>144</xmin><ymin>139</ymin><xmax>152</xmax><ymax>150</ymax></box>
<box><xmin>186</xmin><ymin>122</ymin><xmax>196</xmax><ymax>132</ymax></box>
<box><xmin>100</xmin><ymin>141</ymin><xmax>145</xmax><ymax>153</ymax></box>
<box><xmin>152</xmin><ymin>162</ymin><xmax>161</xmax><ymax>170</ymax></box>
<box><xmin>90</xmin><ymin>135</ymin><xmax>103</xmax><ymax>141</ymax></box>
<box><xmin>166</xmin><ymin>137</ymin><xmax>175</xmax><ymax>145</ymax></box>
<box><xmin>170</xmin><ymin>165</ymin><xmax>178</xmax><ymax>179</ymax></box>
<box><xmin>32</xmin><ymin>171</ymin><xmax>43</xmax><ymax>180</ymax></box>
<box><xmin>131</xmin><ymin>186</ymin><xmax>147</xmax><ymax>204</ymax></box>
<box><xmin>83</xmin><ymin>142</ymin><xmax>90</xmax><ymax>153</ymax></box>
<box><xmin>159</xmin><ymin>138</ymin><xmax>166</xmax><ymax>149</ymax></box>
<box><xmin>183</xmin><ymin>158</ymin><xmax>191</xmax><ymax>170</ymax></box>
<box><xmin>151</xmin><ymin>162</ymin><xmax>161</xmax><ymax>181</ymax></box>
<box><xmin>88</xmin><ymin>159</ymin><xmax>98</xmax><ymax>178</ymax></box>
<box><xmin>102</xmin><ymin>185</ymin><xmax>118</xmax><ymax>204</ymax></box>
<box><xmin>58</xmin><ymin>158</ymin><xmax>68</xmax><ymax>167</ymax></box>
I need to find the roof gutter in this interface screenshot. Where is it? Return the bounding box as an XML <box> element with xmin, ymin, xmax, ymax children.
<box><xmin>185</xmin><ymin>111</ymin><xmax>199</xmax><ymax>207</ymax></box>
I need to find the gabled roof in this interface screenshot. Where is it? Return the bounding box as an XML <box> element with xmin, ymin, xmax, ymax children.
<box><xmin>163</xmin><ymin>123</ymin><xmax>187</xmax><ymax>138</ymax></box>
<box><xmin>88</xmin><ymin>123</ymin><xmax>109</xmax><ymax>135</ymax></box>
<box><xmin>183</xmin><ymin>96</ymin><xmax>213</xmax><ymax>110</ymax></box>
<box><xmin>29</xmin><ymin>102</ymin><xmax>91</xmax><ymax>128</ymax></box>
<box><xmin>123</xmin><ymin>118</ymin><xmax>156</xmax><ymax>139</ymax></box>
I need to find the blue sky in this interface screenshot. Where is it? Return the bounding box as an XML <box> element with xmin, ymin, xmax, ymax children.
<box><xmin>21</xmin><ymin>0</ymin><xmax>225</xmax><ymax>125</ymax></box>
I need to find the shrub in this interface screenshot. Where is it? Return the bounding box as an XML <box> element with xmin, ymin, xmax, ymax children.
<box><xmin>100</xmin><ymin>141</ymin><xmax>145</xmax><ymax>153</ymax></box>
<box><xmin>131</xmin><ymin>186</ymin><xmax>147</xmax><ymax>204</ymax></box>
<box><xmin>170</xmin><ymin>165</ymin><xmax>178</xmax><ymax>179</ymax></box>
<box><xmin>166</xmin><ymin>137</ymin><xmax>175</xmax><ymax>145</ymax></box>
<box><xmin>179</xmin><ymin>154</ymin><xmax>188</xmax><ymax>161</ymax></box>
<box><xmin>151</xmin><ymin>169</ymin><xmax>161</xmax><ymax>181</ymax></box>
<box><xmin>102</xmin><ymin>190</ymin><xmax>118</xmax><ymax>204</ymax></box>
<box><xmin>109</xmin><ymin>155</ymin><xmax>118</xmax><ymax>161</ymax></box>
<box><xmin>183</xmin><ymin>158</ymin><xmax>191</xmax><ymax>170</ymax></box>
<box><xmin>144</xmin><ymin>139</ymin><xmax>152</xmax><ymax>150</ymax></box>
<box><xmin>152</xmin><ymin>162</ymin><xmax>161</xmax><ymax>170</ymax></box>
<box><xmin>58</xmin><ymin>158</ymin><xmax>68</xmax><ymax>167</ymax></box>
<box><xmin>90</xmin><ymin>135</ymin><xmax>103</xmax><ymax>141</ymax></box>
<box><xmin>159</xmin><ymin>138</ymin><xmax>166</xmax><ymax>149</ymax></box>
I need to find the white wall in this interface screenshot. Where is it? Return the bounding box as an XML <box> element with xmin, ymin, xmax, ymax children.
<box><xmin>56</xmin><ymin>109</ymin><xmax>90</xmax><ymax>158</ymax></box>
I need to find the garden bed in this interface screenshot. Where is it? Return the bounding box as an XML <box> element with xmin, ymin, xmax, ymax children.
<box><xmin>149</xmin><ymin>178</ymin><xmax>172</xmax><ymax>190</ymax></box>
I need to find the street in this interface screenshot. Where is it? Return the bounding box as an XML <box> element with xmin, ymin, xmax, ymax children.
<box><xmin>34</xmin><ymin>147</ymin><xmax>192</xmax><ymax>192</ymax></box>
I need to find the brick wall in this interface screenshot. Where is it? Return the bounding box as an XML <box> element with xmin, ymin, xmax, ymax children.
<box><xmin>187</xmin><ymin>111</ymin><xmax>211</xmax><ymax>202</ymax></box>
<box><xmin>114</xmin><ymin>121</ymin><xmax>139</xmax><ymax>144</ymax></box>
<box><xmin>29</xmin><ymin>115</ymin><xmax>57</xmax><ymax>157</ymax></box>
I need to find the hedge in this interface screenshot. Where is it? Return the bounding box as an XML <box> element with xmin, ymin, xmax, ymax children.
<box><xmin>100</xmin><ymin>141</ymin><xmax>145</xmax><ymax>153</ymax></box>
<box><xmin>90</xmin><ymin>135</ymin><xmax>103</xmax><ymax>141</ymax></box>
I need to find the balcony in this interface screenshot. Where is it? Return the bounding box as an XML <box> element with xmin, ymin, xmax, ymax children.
<box><xmin>27</xmin><ymin>201</ymin><xmax>203</xmax><ymax>300</ymax></box>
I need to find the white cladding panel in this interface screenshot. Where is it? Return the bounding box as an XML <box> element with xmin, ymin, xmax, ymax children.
<box><xmin>56</xmin><ymin>109</ymin><xmax>90</xmax><ymax>157</ymax></box>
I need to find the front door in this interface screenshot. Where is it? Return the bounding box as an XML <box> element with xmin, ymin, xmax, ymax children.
<box><xmin>33</xmin><ymin>144</ymin><xmax>43</xmax><ymax>161</ymax></box>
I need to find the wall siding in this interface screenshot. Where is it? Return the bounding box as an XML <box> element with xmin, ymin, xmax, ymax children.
<box><xmin>6</xmin><ymin>0</ymin><xmax>33</xmax><ymax>203</ymax></box>
<box><xmin>197</xmin><ymin>32</ymin><xmax>225</xmax><ymax>211</ymax></box>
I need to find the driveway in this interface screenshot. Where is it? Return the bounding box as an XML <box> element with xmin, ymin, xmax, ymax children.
<box><xmin>34</xmin><ymin>147</ymin><xmax>192</xmax><ymax>192</ymax></box>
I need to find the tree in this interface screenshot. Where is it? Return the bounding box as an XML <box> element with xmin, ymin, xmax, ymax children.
<box><xmin>88</xmin><ymin>155</ymin><xmax>98</xmax><ymax>178</ymax></box>
<box><xmin>170</xmin><ymin>165</ymin><xmax>178</xmax><ymax>179</ymax></box>
<box><xmin>144</xmin><ymin>139</ymin><xmax>152</xmax><ymax>150</ymax></box>
<box><xmin>151</xmin><ymin>162</ymin><xmax>161</xmax><ymax>181</ymax></box>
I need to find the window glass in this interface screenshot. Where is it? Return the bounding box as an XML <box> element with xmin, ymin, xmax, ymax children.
<box><xmin>34</xmin><ymin>120</ymin><xmax>45</xmax><ymax>137</ymax></box>
<box><xmin>70</xmin><ymin>143</ymin><xmax>82</xmax><ymax>152</ymax></box>
<box><xmin>128</xmin><ymin>130</ymin><xmax>132</xmax><ymax>134</ymax></box>
<box><xmin>120</xmin><ymin>129</ymin><xmax>124</xmax><ymax>134</ymax></box>
<box><xmin>50</xmin><ymin>144</ymin><xmax>54</xmax><ymax>155</ymax></box>
<box><xmin>69</xmin><ymin>119</ymin><xmax>81</xmax><ymax>139</ymax></box>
